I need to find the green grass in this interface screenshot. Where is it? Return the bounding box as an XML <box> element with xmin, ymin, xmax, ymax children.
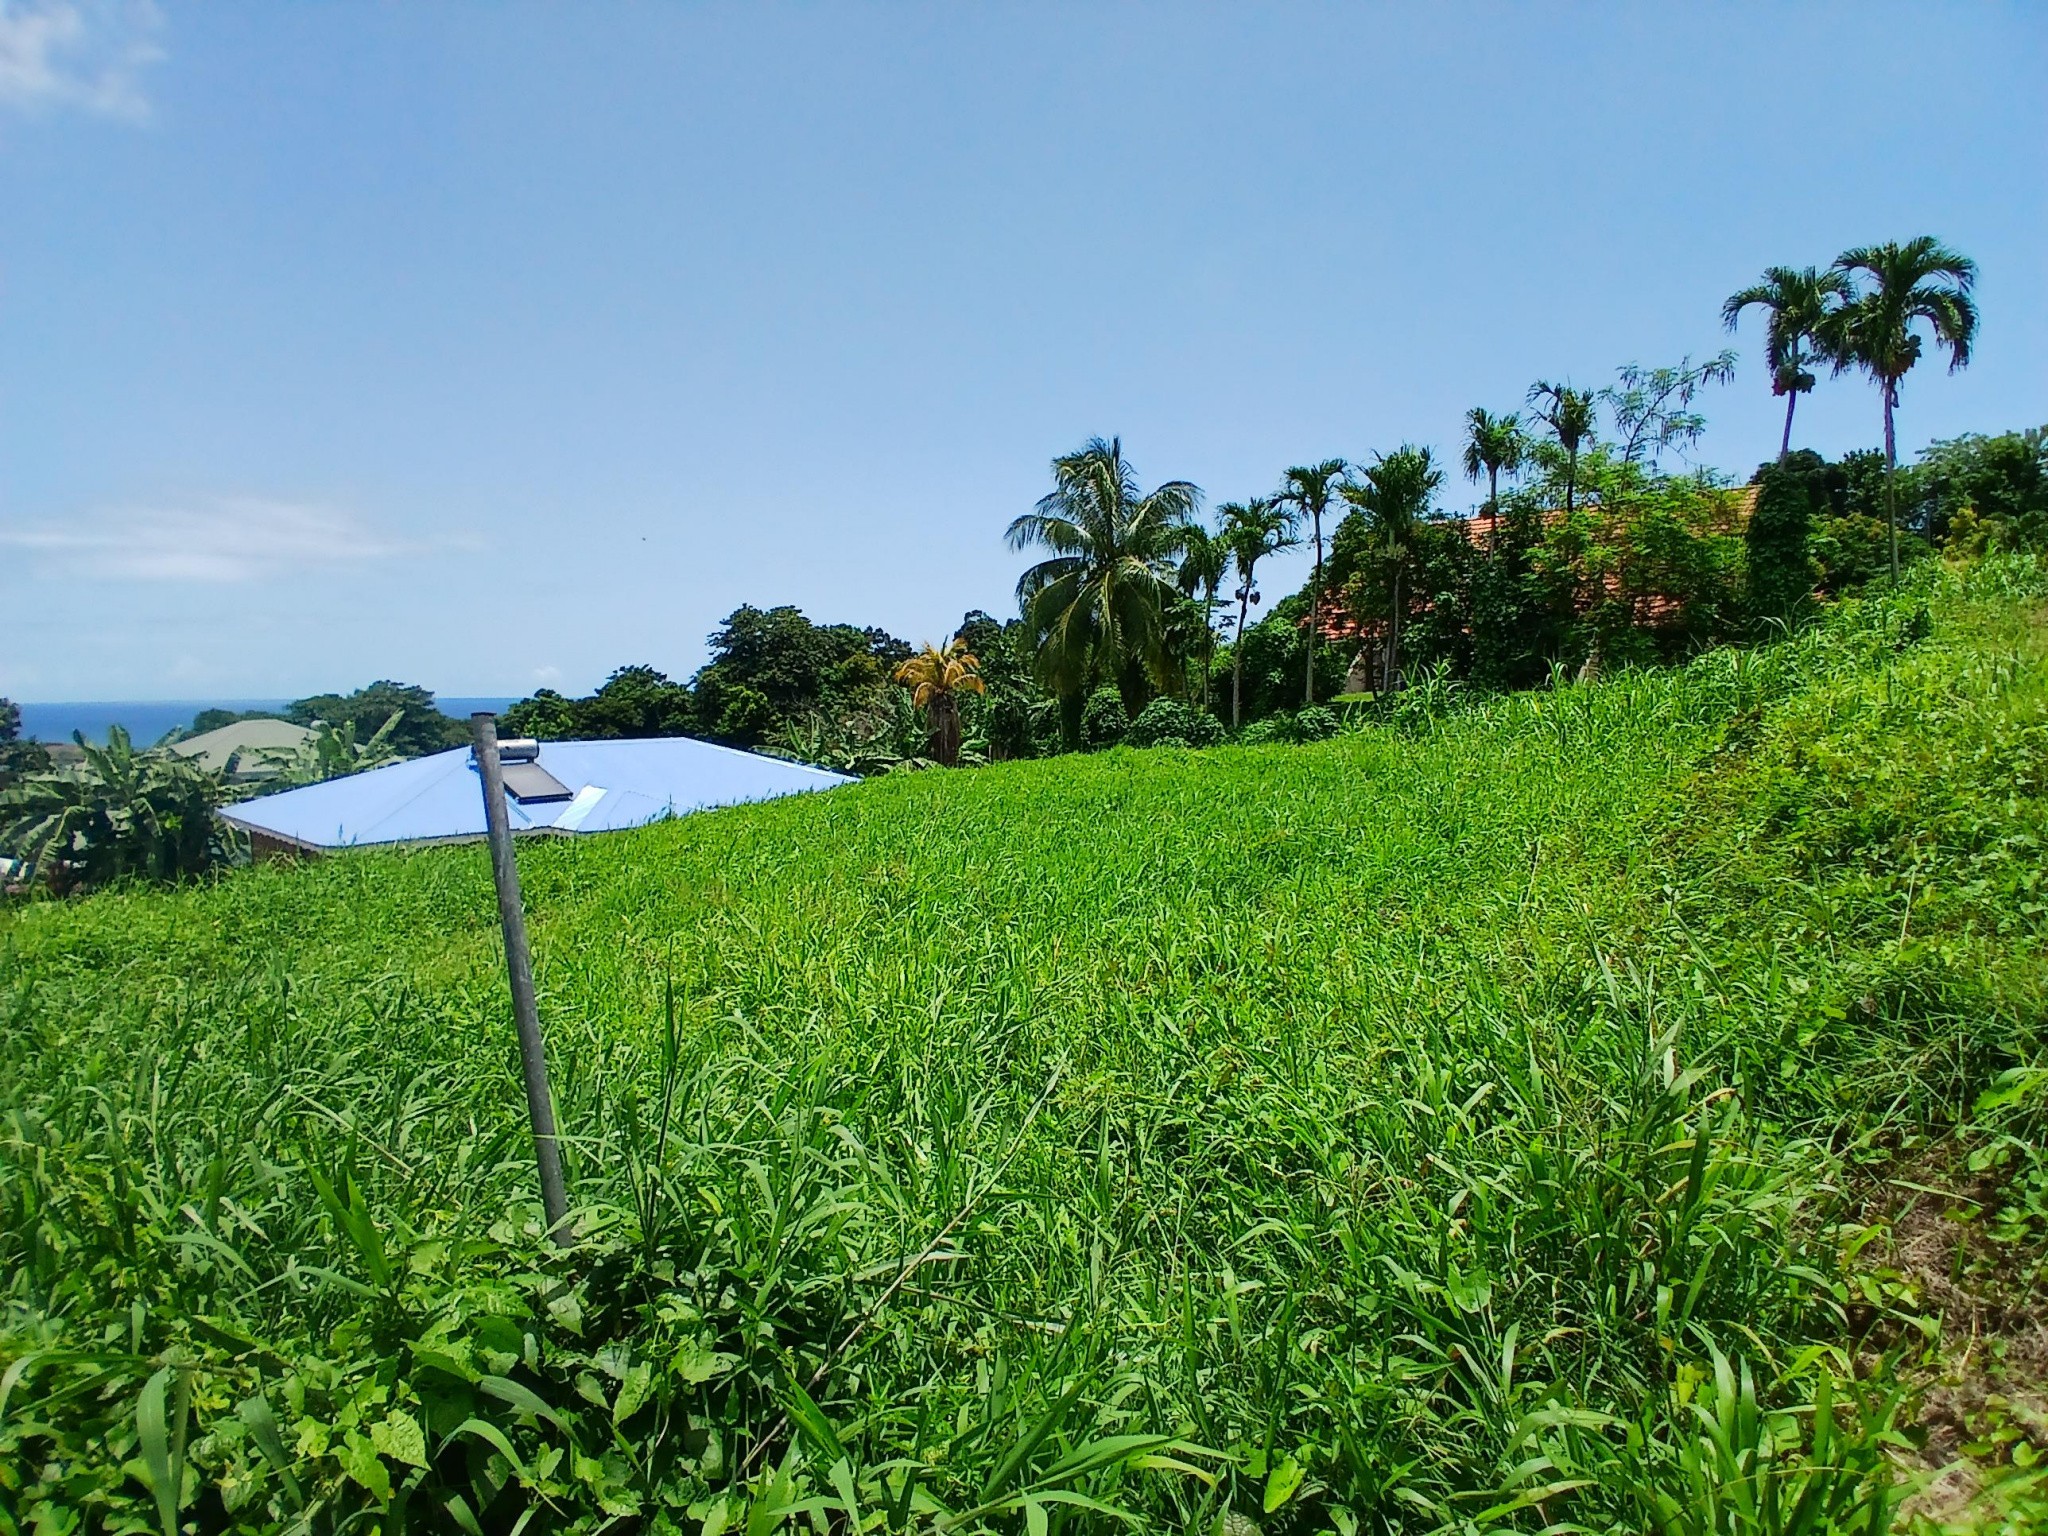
<box><xmin>4</xmin><ymin>556</ymin><xmax>2046</xmax><ymax>1535</ymax></box>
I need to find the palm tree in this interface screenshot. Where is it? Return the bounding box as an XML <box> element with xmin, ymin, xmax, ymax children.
<box><xmin>1277</xmin><ymin>459</ymin><xmax>1348</xmax><ymax>706</ymax></box>
<box><xmin>1819</xmin><ymin>237</ymin><xmax>1979</xmax><ymax>584</ymax></box>
<box><xmin>1340</xmin><ymin>446</ymin><xmax>1444</xmax><ymax>690</ymax></box>
<box><xmin>1526</xmin><ymin>381</ymin><xmax>1597</xmax><ymax>517</ymax></box>
<box><xmin>1460</xmin><ymin>408</ymin><xmax>1525</xmax><ymax>541</ymax></box>
<box><xmin>1175</xmin><ymin>524</ymin><xmax>1230</xmax><ymax>712</ymax></box>
<box><xmin>1720</xmin><ymin>265</ymin><xmax>1852</xmax><ymax>461</ymax></box>
<box><xmin>893</xmin><ymin>639</ymin><xmax>986</xmax><ymax>767</ymax></box>
<box><xmin>1216</xmin><ymin>498</ymin><xmax>1299</xmax><ymax>729</ymax></box>
<box><xmin>1006</xmin><ymin>437</ymin><xmax>1200</xmax><ymax>744</ymax></box>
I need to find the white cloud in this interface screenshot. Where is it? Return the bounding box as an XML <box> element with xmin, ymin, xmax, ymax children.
<box><xmin>0</xmin><ymin>498</ymin><xmax>426</xmax><ymax>582</ymax></box>
<box><xmin>0</xmin><ymin>0</ymin><xmax>163</xmax><ymax>120</ymax></box>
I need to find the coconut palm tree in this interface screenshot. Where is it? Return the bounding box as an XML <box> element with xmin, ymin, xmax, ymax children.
<box><xmin>1340</xmin><ymin>446</ymin><xmax>1444</xmax><ymax>690</ymax></box>
<box><xmin>893</xmin><ymin>639</ymin><xmax>986</xmax><ymax>767</ymax></box>
<box><xmin>1217</xmin><ymin>497</ymin><xmax>1299</xmax><ymax>729</ymax></box>
<box><xmin>1277</xmin><ymin>459</ymin><xmax>1348</xmax><ymax>707</ymax></box>
<box><xmin>1526</xmin><ymin>381</ymin><xmax>1597</xmax><ymax>517</ymax></box>
<box><xmin>1006</xmin><ymin>437</ymin><xmax>1200</xmax><ymax>744</ymax></box>
<box><xmin>1460</xmin><ymin>408</ymin><xmax>1526</xmax><ymax>541</ymax></box>
<box><xmin>1721</xmin><ymin>265</ymin><xmax>1853</xmax><ymax>462</ymax></box>
<box><xmin>1175</xmin><ymin>524</ymin><xmax>1230</xmax><ymax>712</ymax></box>
<box><xmin>1820</xmin><ymin>237</ymin><xmax>1979</xmax><ymax>584</ymax></box>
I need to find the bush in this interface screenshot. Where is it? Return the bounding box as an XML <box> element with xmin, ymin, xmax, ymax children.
<box><xmin>1079</xmin><ymin>688</ymin><xmax>1129</xmax><ymax>750</ymax></box>
<box><xmin>1746</xmin><ymin>455</ymin><xmax>1822</xmax><ymax>629</ymax></box>
<box><xmin>1237</xmin><ymin>715</ymin><xmax>1288</xmax><ymax>745</ymax></box>
<box><xmin>1126</xmin><ymin>698</ymin><xmax>1224</xmax><ymax>749</ymax></box>
<box><xmin>1291</xmin><ymin>705</ymin><xmax>1340</xmax><ymax>742</ymax></box>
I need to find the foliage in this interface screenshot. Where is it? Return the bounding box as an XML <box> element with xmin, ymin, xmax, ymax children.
<box><xmin>1600</xmin><ymin>351</ymin><xmax>1738</xmax><ymax>468</ymax></box>
<box><xmin>1008</xmin><ymin>437</ymin><xmax>1200</xmax><ymax>735</ymax></box>
<box><xmin>765</xmin><ymin>689</ymin><xmax>938</xmax><ymax>778</ymax></box>
<box><xmin>1174</xmin><ymin>524</ymin><xmax>1231</xmax><ymax>711</ymax></box>
<box><xmin>0</xmin><ymin>726</ymin><xmax>236</xmax><ymax>888</ymax></box>
<box><xmin>1721</xmin><ymin>265</ymin><xmax>1854</xmax><ymax>458</ymax></box>
<box><xmin>893</xmin><ymin>640</ymin><xmax>987</xmax><ymax>767</ymax></box>
<box><xmin>1276</xmin><ymin>460</ymin><xmax>1349</xmax><ymax>707</ymax></box>
<box><xmin>1527</xmin><ymin>379</ymin><xmax>1598</xmax><ymax>515</ymax></box>
<box><xmin>1820</xmin><ymin>236</ymin><xmax>1980</xmax><ymax>583</ymax></box>
<box><xmin>1745</xmin><ymin>455</ymin><xmax>1822</xmax><ymax>630</ymax></box>
<box><xmin>1216</xmin><ymin>596</ymin><xmax>1348</xmax><ymax>726</ymax></box>
<box><xmin>1462</xmin><ymin>407</ymin><xmax>1527</xmax><ymax>528</ymax></box>
<box><xmin>692</xmin><ymin>607</ymin><xmax>910</xmax><ymax>750</ymax></box>
<box><xmin>1334</xmin><ymin>445</ymin><xmax>1447</xmax><ymax>689</ymax></box>
<box><xmin>1124</xmin><ymin>697</ymin><xmax>1225</xmax><ymax>749</ymax></box>
<box><xmin>0</xmin><ymin>697</ymin><xmax>50</xmax><ymax>786</ymax></box>
<box><xmin>1913</xmin><ymin>426</ymin><xmax>2048</xmax><ymax>552</ymax></box>
<box><xmin>287</xmin><ymin>682</ymin><xmax>467</xmax><ymax>758</ymax></box>
<box><xmin>252</xmin><ymin>711</ymin><xmax>405</xmax><ymax>791</ymax></box>
<box><xmin>1078</xmin><ymin>685</ymin><xmax>1129</xmax><ymax>750</ymax></box>
<box><xmin>1217</xmin><ymin>497</ymin><xmax>1299</xmax><ymax>729</ymax></box>
<box><xmin>3</xmin><ymin>557</ymin><xmax>2045</xmax><ymax>1530</ymax></box>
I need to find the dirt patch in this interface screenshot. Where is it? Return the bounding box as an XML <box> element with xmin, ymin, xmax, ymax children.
<box><xmin>1858</xmin><ymin>1151</ymin><xmax>2048</xmax><ymax>1528</ymax></box>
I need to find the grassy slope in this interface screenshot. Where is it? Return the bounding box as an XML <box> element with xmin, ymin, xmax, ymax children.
<box><xmin>3</xmin><ymin>556</ymin><xmax>2045</xmax><ymax>1533</ymax></box>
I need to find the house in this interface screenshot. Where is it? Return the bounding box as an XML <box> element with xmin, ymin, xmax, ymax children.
<box><xmin>218</xmin><ymin>735</ymin><xmax>854</xmax><ymax>859</ymax></box>
<box><xmin>167</xmin><ymin>718</ymin><xmax>316</xmax><ymax>781</ymax></box>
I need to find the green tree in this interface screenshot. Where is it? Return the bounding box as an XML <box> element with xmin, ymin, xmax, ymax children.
<box><xmin>286</xmin><ymin>681</ymin><xmax>465</xmax><ymax>757</ymax></box>
<box><xmin>1276</xmin><ymin>459</ymin><xmax>1348</xmax><ymax>707</ymax></box>
<box><xmin>1745</xmin><ymin>453</ymin><xmax>1824</xmax><ymax>629</ymax></box>
<box><xmin>1915</xmin><ymin>425</ymin><xmax>2048</xmax><ymax>550</ymax></box>
<box><xmin>1006</xmin><ymin>437</ymin><xmax>1200</xmax><ymax>745</ymax></box>
<box><xmin>1721</xmin><ymin>265</ymin><xmax>1853</xmax><ymax>460</ymax></box>
<box><xmin>0</xmin><ymin>727</ymin><xmax>233</xmax><ymax>889</ymax></box>
<box><xmin>1601</xmin><ymin>352</ymin><xmax>1737</xmax><ymax>468</ymax></box>
<box><xmin>1527</xmin><ymin>381</ymin><xmax>1598</xmax><ymax>516</ymax></box>
<box><xmin>1461</xmin><ymin>408</ymin><xmax>1526</xmax><ymax>540</ymax></box>
<box><xmin>1820</xmin><ymin>236</ymin><xmax>1979</xmax><ymax>584</ymax></box>
<box><xmin>1339</xmin><ymin>446</ymin><xmax>1445</xmax><ymax>690</ymax></box>
<box><xmin>1175</xmin><ymin>523</ymin><xmax>1230</xmax><ymax>712</ymax></box>
<box><xmin>691</xmin><ymin>607</ymin><xmax>907</xmax><ymax>748</ymax></box>
<box><xmin>1</xmin><ymin>698</ymin><xmax>49</xmax><ymax>786</ymax></box>
<box><xmin>1217</xmin><ymin>498</ymin><xmax>1299</xmax><ymax>729</ymax></box>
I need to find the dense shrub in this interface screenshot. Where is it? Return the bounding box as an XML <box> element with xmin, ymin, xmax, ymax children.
<box><xmin>1079</xmin><ymin>687</ymin><xmax>1129</xmax><ymax>750</ymax></box>
<box><xmin>1746</xmin><ymin>454</ymin><xmax>1822</xmax><ymax>629</ymax></box>
<box><xmin>1125</xmin><ymin>698</ymin><xmax>1224</xmax><ymax>749</ymax></box>
<box><xmin>1291</xmin><ymin>704</ymin><xmax>1340</xmax><ymax>742</ymax></box>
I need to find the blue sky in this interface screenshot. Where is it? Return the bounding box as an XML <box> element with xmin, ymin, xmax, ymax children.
<box><xmin>2</xmin><ymin>2</ymin><xmax>2043</xmax><ymax>702</ymax></box>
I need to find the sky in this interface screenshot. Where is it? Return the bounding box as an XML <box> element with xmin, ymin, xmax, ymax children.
<box><xmin>1</xmin><ymin>2</ymin><xmax>2043</xmax><ymax>703</ymax></box>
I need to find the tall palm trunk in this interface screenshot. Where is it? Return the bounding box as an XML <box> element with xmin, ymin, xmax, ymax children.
<box><xmin>1779</xmin><ymin>387</ymin><xmax>1798</xmax><ymax>462</ymax></box>
<box><xmin>1486</xmin><ymin>466</ymin><xmax>1499</xmax><ymax>542</ymax></box>
<box><xmin>1883</xmin><ymin>382</ymin><xmax>1900</xmax><ymax>585</ymax></box>
<box><xmin>1387</xmin><ymin>566</ymin><xmax>1404</xmax><ymax>691</ymax></box>
<box><xmin>1232</xmin><ymin>587</ymin><xmax>1252</xmax><ymax>729</ymax></box>
<box><xmin>1305</xmin><ymin>513</ymin><xmax>1323</xmax><ymax>707</ymax></box>
<box><xmin>1565</xmin><ymin>447</ymin><xmax>1578</xmax><ymax>517</ymax></box>
<box><xmin>1201</xmin><ymin>587</ymin><xmax>1217</xmax><ymax>713</ymax></box>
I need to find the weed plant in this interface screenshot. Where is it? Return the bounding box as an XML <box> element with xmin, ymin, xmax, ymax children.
<box><xmin>3</xmin><ymin>557</ymin><xmax>2045</xmax><ymax>1533</ymax></box>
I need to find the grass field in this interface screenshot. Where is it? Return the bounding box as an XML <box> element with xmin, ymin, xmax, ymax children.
<box><xmin>4</xmin><ymin>556</ymin><xmax>2046</xmax><ymax>1535</ymax></box>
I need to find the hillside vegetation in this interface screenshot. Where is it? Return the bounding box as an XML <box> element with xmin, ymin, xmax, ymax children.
<box><xmin>4</xmin><ymin>556</ymin><xmax>2046</xmax><ymax>1534</ymax></box>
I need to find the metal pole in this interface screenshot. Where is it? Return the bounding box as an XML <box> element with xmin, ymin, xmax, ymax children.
<box><xmin>470</xmin><ymin>712</ymin><xmax>571</xmax><ymax>1246</ymax></box>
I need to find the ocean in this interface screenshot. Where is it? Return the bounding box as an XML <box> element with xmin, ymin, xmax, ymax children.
<box><xmin>16</xmin><ymin>698</ymin><xmax>521</xmax><ymax>747</ymax></box>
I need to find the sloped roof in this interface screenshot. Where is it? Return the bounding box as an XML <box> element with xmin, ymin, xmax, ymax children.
<box><xmin>218</xmin><ymin>736</ymin><xmax>854</xmax><ymax>851</ymax></box>
<box><xmin>168</xmin><ymin>718</ymin><xmax>315</xmax><ymax>775</ymax></box>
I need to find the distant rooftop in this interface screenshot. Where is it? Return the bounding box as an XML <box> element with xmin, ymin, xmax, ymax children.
<box><xmin>167</xmin><ymin>718</ymin><xmax>315</xmax><ymax>779</ymax></box>
<box><xmin>218</xmin><ymin>735</ymin><xmax>854</xmax><ymax>853</ymax></box>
